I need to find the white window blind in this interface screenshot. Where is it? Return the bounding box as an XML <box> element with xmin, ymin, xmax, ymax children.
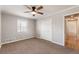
<box><xmin>17</xmin><ymin>19</ymin><xmax>27</xmax><ymax>32</ymax></box>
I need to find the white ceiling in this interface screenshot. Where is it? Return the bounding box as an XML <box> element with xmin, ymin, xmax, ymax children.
<box><xmin>1</xmin><ymin>5</ymin><xmax>75</xmax><ymax>19</ymax></box>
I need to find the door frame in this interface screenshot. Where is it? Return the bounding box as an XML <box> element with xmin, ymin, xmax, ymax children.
<box><xmin>64</xmin><ymin>15</ymin><xmax>78</xmax><ymax>49</ymax></box>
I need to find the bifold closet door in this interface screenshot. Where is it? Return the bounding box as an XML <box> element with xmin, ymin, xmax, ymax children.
<box><xmin>65</xmin><ymin>20</ymin><xmax>77</xmax><ymax>49</ymax></box>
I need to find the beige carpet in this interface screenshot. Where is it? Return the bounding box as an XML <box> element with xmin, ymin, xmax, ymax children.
<box><xmin>0</xmin><ymin>38</ymin><xmax>79</xmax><ymax>54</ymax></box>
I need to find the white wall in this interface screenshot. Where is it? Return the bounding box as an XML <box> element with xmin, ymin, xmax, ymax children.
<box><xmin>36</xmin><ymin>15</ymin><xmax>64</xmax><ymax>46</ymax></box>
<box><xmin>36</xmin><ymin>18</ymin><xmax>53</xmax><ymax>41</ymax></box>
<box><xmin>1</xmin><ymin>13</ymin><xmax>35</xmax><ymax>44</ymax></box>
<box><xmin>36</xmin><ymin>7</ymin><xmax>79</xmax><ymax>46</ymax></box>
<box><xmin>51</xmin><ymin>14</ymin><xmax>64</xmax><ymax>46</ymax></box>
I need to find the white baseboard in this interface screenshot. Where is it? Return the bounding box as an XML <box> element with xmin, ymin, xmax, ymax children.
<box><xmin>1</xmin><ymin>37</ymin><xmax>64</xmax><ymax>47</ymax></box>
<box><xmin>36</xmin><ymin>37</ymin><xmax>64</xmax><ymax>46</ymax></box>
<box><xmin>2</xmin><ymin>37</ymin><xmax>35</xmax><ymax>45</ymax></box>
<box><xmin>51</xmin><ymin>40</ymin><xmax>64</xmax><ymax>46</ymax></box>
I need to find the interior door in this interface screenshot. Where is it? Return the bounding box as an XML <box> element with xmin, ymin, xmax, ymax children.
<box><xmin>65</xmin><ymin>20</ymin><xmax>77</xmax><ymax>49</ymax></box>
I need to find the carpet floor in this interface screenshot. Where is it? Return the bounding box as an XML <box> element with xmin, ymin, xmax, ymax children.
<box><xmin>0</xmin><ymin>38</ymin><xmax>79</xmax><ymax>54</ymax></box>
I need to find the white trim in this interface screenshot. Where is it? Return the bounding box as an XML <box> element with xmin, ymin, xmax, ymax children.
<box><xmin>51</xmin><ymin>40</ymin><xmax>64</xmax><ymax>46</ymax></box>
<box><xmin>1</xmin><ymin>37</ymin><xmax>35</xmax><ymax>45</ymax></box>
<box><xmin>2</xmin><ymin>37</ymin><xmax>64</xmax><ymax>47</ymax></box>
<box><xmin>37</xmin><ymin>37</ymin><xmax>64</xmax><ymax>46</ymax></box>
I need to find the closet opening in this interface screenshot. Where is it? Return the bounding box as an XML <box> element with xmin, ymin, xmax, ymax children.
<box><xmin>65</xmin><ymin>13</ymin><xmax>79</xmax><ymax>50</ymax></box>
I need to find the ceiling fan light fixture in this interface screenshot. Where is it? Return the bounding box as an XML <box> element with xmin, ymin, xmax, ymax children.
<box><xmin>24</xmin><ymin>5</ymin><xmax>44</xmax><ymax>16</ymax></box>
<box><xmin>31</xmin><ymin>11</ymin><xmax>37</xmax><ymax>15</ymax></box>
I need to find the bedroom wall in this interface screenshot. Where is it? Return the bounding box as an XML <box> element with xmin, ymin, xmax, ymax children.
<box><xmin>1</xmin><ymin>13</ymin><xmax>36</xmax><ymax>44</ymax></box>
<box><xmin>36</xmin><ymin>18</ymin><xmax>53</xmax><ymax>41</ymax></box>
<box><xmin>36</xmin><ymin>6</ymin><xmax>79</xmax><ymax>46</ymax></box>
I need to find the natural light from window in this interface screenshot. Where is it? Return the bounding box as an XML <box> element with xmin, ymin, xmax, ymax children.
<box><xmin>17</xmin><ymin>19</ymin><xmax>27</xmax><ymax>32</ymax></box>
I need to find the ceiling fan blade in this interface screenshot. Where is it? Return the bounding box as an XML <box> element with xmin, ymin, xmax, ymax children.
<box><xmin>37</xmin><ymin>6</ymin><xmax>43</xmax><ymax>10</ymax></box>
<box><xmin>37</xmin><ymin>12</ymin><xmax>43</xmax><ymax>15</ymax></box>
<box><xmin>24</xmin><ymin>5</ymin><xmax>31</xmax><ymax>10</ymax></box>
<box><xmin>24</xmin><ymin>11</ymin><xmax>32</xmax><ymax>13</ymax></box>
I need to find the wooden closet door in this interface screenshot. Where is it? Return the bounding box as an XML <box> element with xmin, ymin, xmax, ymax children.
<box><xmin>65</xmin><ymin>20</ymin><xmax>77</xmax><ymax>49</ymax></box>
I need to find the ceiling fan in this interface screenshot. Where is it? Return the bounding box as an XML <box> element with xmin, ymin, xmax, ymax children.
<box><xmin>24</xmin><ymin>5</ymin><xmax>44</xmax><ymax>16</ymax></box>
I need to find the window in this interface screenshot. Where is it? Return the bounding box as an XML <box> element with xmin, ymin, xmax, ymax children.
<box><xmin>17</xmin><ymin>19</ymin><xmax>27</xmax><ymax>32</ymax></box>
